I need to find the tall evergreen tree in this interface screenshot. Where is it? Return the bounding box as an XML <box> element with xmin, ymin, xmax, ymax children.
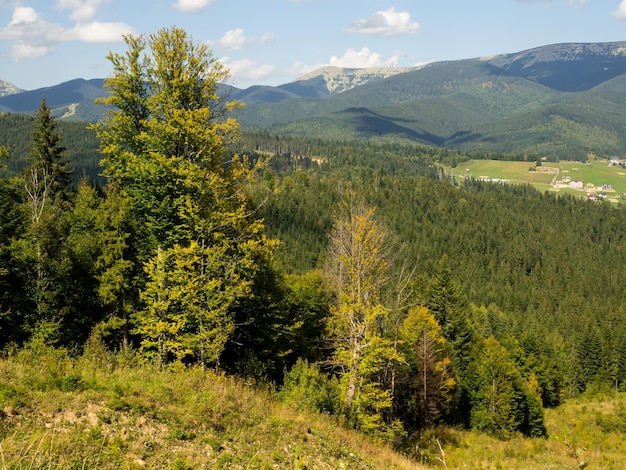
<box><xmin>28</xmin><ymin>97</ymin><xmax>73</xmax><ymax>198</ymax></box>
<box><xmin>423</xmin><ymin>255</ymin><xmax>474</xmax><ymax>370</ymax></box>
<box><xmin>0</xmin><ymin>147</ymin><xmax>26</xmax><ymax>346</ymax></box>
<box><xmin>15</xmin><ymin>97</ymin><xmax>74</xmax><ymax>342</ymax></box>
<box><xmin>399</xmin><ymin>306</ymin><xmax>456</xmax><ymax>427</ymax></box>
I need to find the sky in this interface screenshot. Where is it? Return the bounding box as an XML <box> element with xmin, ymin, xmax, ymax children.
<box><xmin>2</xmin><ymin>0</ymin><xmax>626</xmax><ymax>91</ymax></box>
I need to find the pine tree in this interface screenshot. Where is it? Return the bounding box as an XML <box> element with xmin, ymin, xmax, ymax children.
<box><xmin>28</xmin><ymin>97</ymin><xmax>73</xmax><ymax>198</ymax></box>
<box><xmin>468</xmin><ymin>337</ymin><xmax>524</xmax><ymax>439</ymax></box>
<box><xmin>94</xmin><ymin>182</ymin><xmax>136</xmax><ymax>349</ymax></box>
<box><xmin>424</xmin><ymin>255</ymin><xmax>474</xmax><ymax>371</ymax></box>
<box><xmin>400</xmin><ymin>306</ymin><xmax>456</xmax><ymax>427</ymax></box>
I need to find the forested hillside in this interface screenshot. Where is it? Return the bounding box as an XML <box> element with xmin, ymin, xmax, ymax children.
<box><xmin>243</xmin><ymin>132</ymin><xmax>626</xmax><ymax>400</ymax></box>
<box><xmin>3</xmin><ymin>27</ymin><xmax>626</xmax><ymax>466</ymax></box>
<box><xmin>0</xmin><ymin>112</ymin><xmax>101</xmax><ymax>180</ymax></box>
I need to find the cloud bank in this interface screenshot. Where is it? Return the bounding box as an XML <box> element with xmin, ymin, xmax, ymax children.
<box><xmin>213</xmin><ymin>29</ymin><xmax>275</xmax><ymax>51</ymax></box>
<box><xmin>172</xmin><ymin>0</ymin><xmax>215</xmax><ymax>13</ymax></box>
<box><xmin>329</xmin><ymin>47</ymin><xmax>401</xmax><ymax>68</ymax></box>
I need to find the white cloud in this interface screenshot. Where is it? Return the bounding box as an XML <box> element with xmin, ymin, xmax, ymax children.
<box><xmin>614</xmin><ymin>0</ymin><xmax>626</xmax><ymax>20</ymax></box>
<box><xmin>329</xmin><ymin>47</ymin><xmax>401</xmax><ymax>68</ymax></box>
<box><xmin>0</xmin><ymin>7</ymin><xmax>64</xmax><ymax>45</ymax></box>
<box><xmin>345</xmin><ymin>7</ymin><xmax>420</xmax><ymax>37</ymax></box>
<box><xmin>222</xmin><ymin>57</ymin><xmax>275</xmax><ymax>83</ymax></box>
<box><xmin>67</xmin><ymin>21</ymin><xmax>133</xmax><ymax>43</ymax></box>
<box><xmin>8</xmin><ymin>6</ymin><xmax>41</xmax><ymax>26</ymax></box>
<box><xmin>172</xmin><ymin>0</ymin><xmax>215</xmax><ymax>13</ymax></box>
<box><xmin>214</xmin><ymin>28</ymin><xmax>275</xmax><ymax>50</ymax></box>
<box><xmin>0</xmin><ymin>5</ymin><xmax>132</xmax><ymax>61</ymax></box>
<box><xmin>12</xmin><ymin>43</ymin><xmax>54</xmax><ymax>60</ymax></box>
<box><xmin>56</xmin><ymin>0</ymin><xmax>110</xmax><ymax>22</ymax></box>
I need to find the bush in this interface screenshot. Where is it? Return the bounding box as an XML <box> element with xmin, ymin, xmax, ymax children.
<box><xmin>280</xmin><ymin>359</ymin><xmax>341</xmax><ymax>415</ymax></box>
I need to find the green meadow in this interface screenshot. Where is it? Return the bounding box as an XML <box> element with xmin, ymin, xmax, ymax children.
<box><xmin>454</xmin><ymin>159</ymin><xmax>626</xmax><ymax>202</ymax></box>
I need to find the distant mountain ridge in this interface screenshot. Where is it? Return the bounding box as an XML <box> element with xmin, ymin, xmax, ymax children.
<box><xmin>4</xmin><ymin>41</ymin><xmax>626</xmax><ymax>158</ymax></box>
<box><xmin>0</xmin><ymin>78</ymin><xmax>107</xmax><ymax>121</ymax></box>
<box><xmin>484</xmin><ymin>41</ymin><xmax>626</xmax><ymax>91</ymax></box>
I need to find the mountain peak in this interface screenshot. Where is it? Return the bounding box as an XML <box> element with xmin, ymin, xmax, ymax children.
<box><xmin>0</xmin><ymin>79</ymin><xmax>23</xmax><ymax>98</ymax></box>
<box><xmin>293</xmin><ymin>66</ymin><xmax>415</xmax><ymax>95</ymax></box>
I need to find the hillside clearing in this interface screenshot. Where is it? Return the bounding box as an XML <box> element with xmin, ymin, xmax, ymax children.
<box><xmin>452</xmin><ymin>159</ymin><xmax>626</xmax><ymax>201</ymax></box>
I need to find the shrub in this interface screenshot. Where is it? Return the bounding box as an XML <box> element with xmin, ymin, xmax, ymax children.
<box><xmin>280</xmin><ymin>358</ymin><xmax>341</xmax><ymax>415</ymax></box>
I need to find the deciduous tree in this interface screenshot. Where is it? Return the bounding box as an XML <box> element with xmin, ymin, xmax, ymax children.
<box><xmin>325</xmin><ymin>192</ymin><xmax>401</xmax><ymax>437</ymax></box>
<box><xmin>94</xmin><ymin>26</ymin><xmax>272</xmax><ymax>366</ymax></box>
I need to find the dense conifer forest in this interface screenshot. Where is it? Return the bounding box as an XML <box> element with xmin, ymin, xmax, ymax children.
<box><xmin>3</xmin><ymin>26</ymin><xmax>626</xmax><ymax>466</ymax></box>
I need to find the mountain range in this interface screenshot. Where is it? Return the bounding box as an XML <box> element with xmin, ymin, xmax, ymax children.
<box><xmin>3</xmin><ymin>41</ymin><xmax>626</xmax><ymax>159</ymax></box>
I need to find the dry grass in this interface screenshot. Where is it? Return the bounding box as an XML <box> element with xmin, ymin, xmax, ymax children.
<box><xmin>430</xmin><ymin>394</ymin><xmax>626</xmax><ymax>469</ymax></box>
<box><xmin>4</xmin><ymin>341</ymin><xmax>626</xmax><ymax>469</ymax></box>
<box><xmin>0</xmin><ymin>342</ymin><xmax>423</xmax><ymax>469</ymax></box>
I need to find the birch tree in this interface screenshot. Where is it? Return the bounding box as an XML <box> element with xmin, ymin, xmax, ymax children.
<box><xmin>325</xmin><ymin>193</ymin><xmax>401</xmax><ymax>437</ymax></box>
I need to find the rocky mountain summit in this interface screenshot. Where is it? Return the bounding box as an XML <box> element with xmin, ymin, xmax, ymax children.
<box><xmin>292</xmin><ymin>66</ymin><xmax>416</xmax><ymax>95</ymax></box>
<box><xmin>0</xmin><ymin>80</ymin><xmax>22</xmax><ymax>98</ymax></box>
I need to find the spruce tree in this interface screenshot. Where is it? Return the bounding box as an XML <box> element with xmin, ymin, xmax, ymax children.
<box><xmin>16</xmin><ymin>97</ymin><xmax>73</xmax><ymax>342</ymax></box>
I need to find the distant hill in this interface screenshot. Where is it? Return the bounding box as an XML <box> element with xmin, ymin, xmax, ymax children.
<box><xmin>4</xmin><ymin>42</ymin><xmax>626</xmax><ymax>158</ymax></box>
<box><xmin>0</xmin><ymin>78</ymin><xmax>108</xmax><ymax>121</ymax></box>
<box><xmin>234</xmin><ymin>41</ymin><xmax>626</xmax><ymax>159</ymax></box>
<box><xmin>486</xmin><ymin>42</ymin><xmax>626</xmax><ymax>92</ymax></box>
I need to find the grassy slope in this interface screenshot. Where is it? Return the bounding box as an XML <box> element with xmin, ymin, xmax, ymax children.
<box><xmin>3</xmin><ymin>342</ymin><xmax>626</xmax><ymax>468</ymax></box>
<box><xmin>0</xmin><ymin>342</ymin><xmax>422</xmax><ymax>470</ymax></box>
<box><xmin>439</xmin><ymin>395</ymin><xmax>626</xmax><ymax>469</ymax></box>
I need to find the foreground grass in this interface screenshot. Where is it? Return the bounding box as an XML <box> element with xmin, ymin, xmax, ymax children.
<box><xmin>4</xmin><ymin>341</ymin><xmax>626</xmax><ymax>469</ymax></box>
<box><xmin>415</xmin><ymin>393</ymin><xmax>626</xmax><ymax>469</ymax></box>
<box><xmin>0</xmin><ymin>341</ymin><xmax>422</xmax><ymax>469</ymax></box>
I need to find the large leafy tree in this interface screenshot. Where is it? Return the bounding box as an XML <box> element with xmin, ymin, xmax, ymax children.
<box><xmin>94</xmin><ymin>27</ymin><xmax>272</xmax><ymax>366</ymax></box>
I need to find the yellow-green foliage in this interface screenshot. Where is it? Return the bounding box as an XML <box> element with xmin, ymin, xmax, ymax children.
<box><xmin>0</xmin><ymin>339</ymin><xmax>423</xmax><ymax>469</ymax></box>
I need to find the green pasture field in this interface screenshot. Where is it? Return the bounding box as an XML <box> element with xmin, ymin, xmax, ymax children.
<box><xmin>454</xmin><ymin>159</ymin><xmax>626</xmax><ymax>202</ymax></box>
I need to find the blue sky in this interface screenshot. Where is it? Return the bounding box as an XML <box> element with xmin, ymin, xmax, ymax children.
<box><xmin>1</xmin><ymin>0</ymin><xmax>626</xmax><ymax>91</ymax></box>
